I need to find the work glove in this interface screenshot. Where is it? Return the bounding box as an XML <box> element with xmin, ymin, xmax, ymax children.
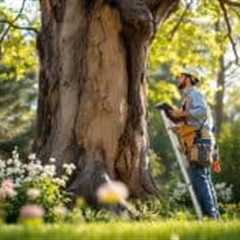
<box><xmin>154</xmin><ymin>102</ymin><xmax>186</xmax><ymax>123</ymax></box>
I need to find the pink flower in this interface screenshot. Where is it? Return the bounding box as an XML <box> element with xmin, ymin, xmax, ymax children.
<box><xmin>0</xmin><ymin>179</ymin><xmax>16</xmax><ymax>199</ymax></box>
<box><xmin>2</xmin><ymin>179</ymin><xmax>14</xmax><ymax>190</ymax></box>
<box><xmin>20</xmin><ymin>205</ymin><xmax>45</xmax><ymax>220</ymax></box>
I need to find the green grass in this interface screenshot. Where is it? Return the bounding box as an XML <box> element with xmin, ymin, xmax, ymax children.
<box><xmin>1</xmin><ymin>220</ymin><xmax>240</xmax><ymax>240</ymax></box>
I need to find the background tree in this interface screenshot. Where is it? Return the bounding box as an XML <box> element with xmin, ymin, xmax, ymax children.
<box><xmin>0</xmin><ymin>2</ymin><xmax>38</xmax><ymax>156</ymax></box>
<box><xmin>148</xmin><ymin>0</ymin><xmax>240</xmax><ymax>198</ymax></box>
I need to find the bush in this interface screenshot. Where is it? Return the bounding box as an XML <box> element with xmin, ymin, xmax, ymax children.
<box><xmin>216</xmin><ymin>120</ymin><xmax>240</xmax><ymax>202</ymax></box>
<box><xmin>219</xmin><ymin>203</ymin><xmax>240</xmax><ymax>220</ymax></box>
<box><xmin>161</xmin><ymin>171</ymin><xmax>233</xmax><ymax>216</ymax></box>
<box><xmin>0</xmin><ymin>148</ymin><xmax>75</xmax><ymax>223</ymax></box>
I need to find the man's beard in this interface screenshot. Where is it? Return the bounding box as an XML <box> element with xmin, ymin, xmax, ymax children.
<box><xmin>178</xmin><ymin>81</ymin><xmax>186</xmax><ymax>90</ymax></box>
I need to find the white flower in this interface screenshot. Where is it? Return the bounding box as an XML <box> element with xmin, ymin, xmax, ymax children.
<box><xmin>42</xmin><ymin>165</ymin><xmax>56</xmax><ymax>177</ymax></box>
<box><xmin>171</xmin><ymin>181</ymin><xmax>188</xmax><ymax>201</ymax></box>
<box><xmin>49</xmin><ymin>157</ymin><xmax>56</xmax><ymax>163</ymax></box>
<box><xmin>63</xmin><ymin>163</ymin><xmax>76</xmax><ymax>175</ymax></box>
<box><xmin>61</xmin><ymin>175</ymin><xmax>69</xmax><ymax>183</ymax></box>
<box><xmin>28</xmin><ymin>153</ymin><xmax>36</xmax><ymax>161</ymax></box>
<box><xmin>12</xmin><ymin>148</ymin><xmax>20</xmax><ymax>161</ymax></box>
<box><xmin>26</xmin><ymin>162</ymin><xmax>43</xmax><ymax>179</ymax></box>
<box><xmin>23</xmin><ymin>176</ymin><xmax>33</xmax><ymax>183</ymax></box>
<box><xmin>7</xmin><ymin>159</ymin><xmax>13</xmax><ymax>165</ymax></box>
<box><xmin>0</xmin><ymin>160</ymin><xmax>6</xmax><ymax>168</ymax></box>
<box><xmin>53</xmin><ymin>178</ymin><xmax>66</xmax><ymax>187</ymax></box>
<box><xmin>13</xmin><ymin>159</ymin><xmax>21</xmax><ymax>168</ymax></box>
<box><xmin>27</xmin><ymin>188</ymin><xmax>41</xmax><ymax>200</ymax></box>
<box><xmin>215</xmin><ymin>182</ymin><xmax>226</xmax><ymax>190</ymax></box>
<box><xmin>215</xmin><ymin>182</ymin><xmax>233</xmax><ymax>203</ymax></box>
<box><xmin>15</xmin><ymin>179</ymin><xmax>22</xmax><ymax>188</ymax></box>
<box><xmin>53</xmin><ymin>205</ymin><xmax>68</xmax><ymax>217</ymax></box>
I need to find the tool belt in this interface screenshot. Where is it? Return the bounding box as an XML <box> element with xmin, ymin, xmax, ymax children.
<box><xmin>174</xmin><ymin>124</ymin><xmax>213</xmax><ymax>167</ymax></box>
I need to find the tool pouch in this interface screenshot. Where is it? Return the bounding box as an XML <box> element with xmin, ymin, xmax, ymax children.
<box><xmin>190</xmin><ymin>139</ymin><xmax>212</xmax><ymax>167</ymax></box>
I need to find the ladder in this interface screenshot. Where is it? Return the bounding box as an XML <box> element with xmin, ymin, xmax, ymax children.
<box><xmin>161</xmin><ymin>111</ymin><xmax>203</xmax><ymax>220</ymax></box>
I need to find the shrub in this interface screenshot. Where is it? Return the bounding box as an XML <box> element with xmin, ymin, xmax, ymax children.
<box><xmin>0</xmin><ymin>148</ymin><xmax>75</xmax><ymax>223</ymax></box>
<box><xmin>216</xmin><ymin>120</ymin><xmax>240</xmax><ymax>202</ymax></box>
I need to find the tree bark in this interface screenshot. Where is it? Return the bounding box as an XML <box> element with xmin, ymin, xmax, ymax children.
<box><xmin>35</xmin><ymin>0</ymin><xmax>179</xmax><ymax>205</ymax></box>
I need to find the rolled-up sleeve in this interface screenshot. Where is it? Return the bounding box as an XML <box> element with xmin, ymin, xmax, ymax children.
<box><xmin>188</xmin><ymin>91</ymin><xmax>207</xmax><ymax>120</ymax></box>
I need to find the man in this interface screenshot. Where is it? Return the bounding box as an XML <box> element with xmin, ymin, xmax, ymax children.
<box><xmin>164</xmin><ymin>69</ymin><xmax>220</xmax><ymax>219</ymax></box>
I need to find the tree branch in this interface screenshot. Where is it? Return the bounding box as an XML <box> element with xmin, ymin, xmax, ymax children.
<box><xmin>168</xmin><ymin>0</ymin><xmax>194</xmax><ymax>40</ymax></box>
<box><xmin>109</xmin><ymin>0</ymin><xmax>154</xmax><ymax>39</ymax></box>
<box><xmin>142</xmin><ymin>0</ymin><xmax>180</xmax><ymax>43</ymax></box>
<box><xmin>0</xmin><ymin>0</ymin><xmax>27</xmax><ymax>44</ymax></box>
<box><xmin>144</xmin><ymin>0</ymin><xmax>179</xmax><ymax>23</ymax></box>
<box><xmin>0</xmin><ymin>19</ymin><xmax>38</xmax><ymax>34</ymax></box>
<box><xmin>218</xmin><ymin>0</ymin><xmax>239</xmax><ymax>65</ymax></box>
<box><xmin>223</xmin><ymin>0</ymin><xmax>240</xmax><ymax>8</ymax></box>
<box><xmin>225</xmin><ymin>65</ymin><xmax>239</xmax><ymax>79</ymax></box>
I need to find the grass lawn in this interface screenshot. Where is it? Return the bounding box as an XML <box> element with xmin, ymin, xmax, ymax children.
<box><xmin>1</xmin><ymin>220</ymin><xmax>240</xmax><ymax>240</ymax></box>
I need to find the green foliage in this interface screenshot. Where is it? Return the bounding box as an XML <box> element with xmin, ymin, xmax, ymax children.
<box><xmin>132</xmin><ymin>198</ymin><xmax>194</xmax><ymax>220</ymax></box>
<box><xmin>150</xmin><ymin>1</ymin><xmax>227</xmax><ymax>74</ymax></box>
<box><xmin>148</xmin><ymin>80</ymin><xmax>180</xmax><ymax>184</ymax></box>
<box><xmin>4</xmin><ymin>183</ymin><xmax>28</xmax><ymax>223</ymax></box>
<box><xmin>30</xmin><ymin>178</ymin><xmax>68</xmax><ymax>222</ymax></box>
<box><xmin>220</xmin><ymin>203</ymin><xmax>240</xmax><ymax>220</ymax></box>
<box><xmin>224</xmin><ymin>87</ymin><xmax>240</xmax><ymax>119</ymax></box>
<box><xmin>216</xmin><ymin>120</ymin><xmax>240</xmax><ymax>202</ymax></box>
<box><xmin>0</xmin><ymin>150</ymin><xmax>72</xmax><ymax>223</ymax></box>
<box><xmin>0</xmin><ymin>3</ymin><xmax>39</xmax><ymax>155</ymax></box>
<box><xmin>148</xmin><ymin>80</ymin><xmax>180</xmax><ymax>105</ymax></box>
<box><xmin>147</xmin><ymin>74</ymin><xmax>181</xmax><ymax>182</ymax></box>
<box><xmin>148</xmin><ymin>111</ymin><xmax>176</xmax><ymax>181</ymax></box>
<box><xmin>149</xmin><ymin>149</ymin><xmax>165</xmax><ymax>181</ymax></box>
<box><xmin>4</xmin><ymin>177</ymin><xmax>69</xmax><ymax>223</ymax></box>
<box><xmin>148</xmin><ymin>0</ymin><xmax>240</xmax><ymax>105</ymax></box>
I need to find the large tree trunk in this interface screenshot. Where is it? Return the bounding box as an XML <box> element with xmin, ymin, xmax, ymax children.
<box><xmin>35</xmin><ymin>0</ymin><xmax>179</xmax><ymax>205</ymax></box>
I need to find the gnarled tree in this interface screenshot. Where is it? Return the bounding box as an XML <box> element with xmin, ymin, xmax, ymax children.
<box><xmin>35</xmin><ymin>0</ymin><xmax>179</xmax><ymax>205</ymax></box>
